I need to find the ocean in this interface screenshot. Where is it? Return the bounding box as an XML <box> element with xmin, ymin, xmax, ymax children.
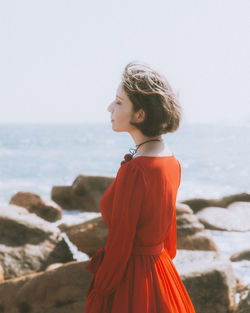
<box><xmin>0</xmin><ymin>122</ymin><xmax>249</xmax><ymax>205</ymax></box>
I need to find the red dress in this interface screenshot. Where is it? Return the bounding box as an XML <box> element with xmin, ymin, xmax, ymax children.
<box><xmin>84</xmin><ymin>155</ymin><xmax>196</xmax><ymax>313</ymax></box>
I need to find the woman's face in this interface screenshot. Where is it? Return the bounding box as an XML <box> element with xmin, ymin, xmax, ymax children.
<box><xmin>107</xmin><ymin>83</ymin><xmax>138</xmax><ymax>133</ymax></box>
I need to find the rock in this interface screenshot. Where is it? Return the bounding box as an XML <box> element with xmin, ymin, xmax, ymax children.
<box><xmin>9</xmin><ymin>191</ymin><xmax>62</xmax><ymax>222</ymax></box>
<box><xmin>227</xmin><ymin>201</ymin><xmax>250</xmax><ymax>210</ymax></box>
<box><xmin>0</xmin><ymin>205</ymin><xmax>74</xmax><ymax>280</ymax></box>
<box><xmin>177</xmin><ymin>213</ymin><xmax>205</xmax><ymax>236</ymax></box>
<box><xmin>176</xmin><ymin>202</ymin><xmax>193</xmax><ymax>215</ymax></box>
<box><xmin>177</xmin><ymin>230</ymin><xmax>218</xmax><ymax>251</ymax></box>
<box><xmin>0</xmin><ymin>264</ymin><xmax>4</xmax><ymax>282</ymax></box>
<box><xmin>71</xmin><ymin>174</ymin><xmax>114</xmax><ymax>196</ymax></box>
<box><xmin>176</xmin><ymin>205</ymin><xmax>218</xmax><ymax>251</ymax></box>
<box><xmin>45</xmin><ymin>263</ymin><xmax>64</xmax><ymax>271</ymax></box>
<box><xmin>57</xmin><ymin>212</ymin><xmax>100</xmax><ymax>233</ymax></box>
<box><xmin>196</xmin><ymin>205</ymin><xmax>250</xmax><ymax>231</ymax></box>
<box><xmin>173</xmin><ymin>250</ymin><xmax>237</xmax><ymax>313</ymax></box>
<box><xmin>50</xmin><ymin>186</ymin><xmax>74</xmax><ymax>210</ymax></box>
<box><xmin>51</xmin><ymin>175</ymin><xmax>114</xmax><ymax>212</ymax></box>
<box><xmin>236</xmin><ymin>287</ymin><xmax>250</xmax><ymax>313</ymax></box>
<box><xmin>181</xmin><ymin>198</ymin><xmax>217</xmax><ymax>213</ymax></box>
<box><xmin>182</xmin><ymin>193</ymin><xmax>250</xmax><ymax>213</ymax></box>
<box><xmin>230</xmin><ymin>249</ymin><xmax>250</xmax><ymax>262</ymax></box>
<box><xmin>65</xmin><ymin>216</ymin><xmax>108</xmax><ymax>257</ymax></box>
<box><xmin>0</xmin><ymin>260</ymin><xmax>92</xmax><ymax>313</ymax></box>
<box><xmin>221</xmin><ymin>194</ymin><xmax>250</xmax><ymax>208</ymax></box>
<box><xmin>236</xmin><ymin>277</ymin><xmax>248</xmax><ymax>293</ymax></box>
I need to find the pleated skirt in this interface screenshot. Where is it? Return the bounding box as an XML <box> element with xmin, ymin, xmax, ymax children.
<box><xmin>84</xmin><ymin>248</ymin><xmax>196</xmax><ymax>313</ymax></box>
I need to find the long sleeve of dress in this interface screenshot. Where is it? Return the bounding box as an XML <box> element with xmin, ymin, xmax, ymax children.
<box><xmin>91</xmin><ymin>162</ymin><xmax>147</xmax><ymax>296</ymax></box>
<box><xmin>164</xmin><ymin>160</ymin><xmax>181</xmax><ymax>260</ymax></box>
<box><xmin>177</xmin><ymin>160</ymin><xmax>181</xmax><ymax>188</ymax></box>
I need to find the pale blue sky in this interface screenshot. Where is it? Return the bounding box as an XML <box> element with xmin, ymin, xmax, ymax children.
<box><xmin>0</xmin><ymin>0</ymin><xmax>249</xmax><ymax>125</ymax></box>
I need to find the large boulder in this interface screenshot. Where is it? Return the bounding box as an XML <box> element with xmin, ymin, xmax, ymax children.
<box><xmin>9</xmin><ymin>192</ymin><xmax>62</xmax><ymax>222</ymax></box>
<box><xmin>0</xmin><ymin>205</ymin><xmax>73</xmax><ymax>280</ymax></box>
<box><xmin>173</xmin><ymin>250</ymin><xmax>237</xmax><ymax>313</ymax></box>
<box><xmin>176</xmin><ymin>203</ymin><xmax>218</xmax><ymax>251</ymax></box>
<box><xmin>196</xmin><ymin>202</ymin><xmax>250</xmax><ymax>231</ymax></box>
<box><xmin>182</xmin><ymin>193</ymin><xmax>250</xmax><ymax>213</ymax></box>
<box><xmin>176</xmin><ymin>202</ymin><xmax>194</xmax><ymax>216</ymax></box>
<box><xmin>0</xmin><ymin>260</ymin><xmax>92</xmax><ymax>313</ymax></box>
<box><xmin>51</xmin><ymin>175</ymin><xmax>114</xmax><ymax>212</ymax></box>
<box><xmin>177</xmin><ymin>230</ymin><xmax>218</xmax><ymax>251</ymax></box>
<box><xmin>177</xmin><ymin>213</ymin><xmax>205</xmax><ymax>236</ymax></box>
<box><xmin>65</xmin><ymin>216</ymin><xmax>108</xmax><ymax>257</ymax></box>
<box><xmin>230</xmin><ymin>249</ymin><xmax>250</xmax><ymax>262</ymax></box>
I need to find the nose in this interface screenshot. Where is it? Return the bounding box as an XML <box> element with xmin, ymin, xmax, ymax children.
<box><xmin>107</xmin><ymin>101</ymin><xmax>113</xmax><ymax>112</ymax></box>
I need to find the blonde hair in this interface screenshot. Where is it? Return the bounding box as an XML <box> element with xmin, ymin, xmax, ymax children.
<box><xmin>122</xmin><ymin>61</ymin><xmax>182</xmax><ymax>136</ymax></box>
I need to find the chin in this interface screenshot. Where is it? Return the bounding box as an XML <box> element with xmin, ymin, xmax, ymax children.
<box><xmin>111</xmin><ymin>126</ymin><xmax>126</xmax><ymax>133</ymax></box>
<box><xmin>112</xmin><ymin>128</ymin><xmax>123</xmax><ymax>133</ymax></box>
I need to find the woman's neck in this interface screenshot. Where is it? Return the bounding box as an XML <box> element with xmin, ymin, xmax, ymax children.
<box><xmin>129</xmin><ymin>129</ymin><xmax>162</xmax><ymax>146</ymax></box>
<box><xmin>134</xmin><ymin>139</ymin><xmax>173</xmax><ymax>158</ymax></box>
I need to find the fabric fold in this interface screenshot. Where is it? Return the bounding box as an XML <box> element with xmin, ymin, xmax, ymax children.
<box><xmin>85</xmin><ymin>247</ymin><xmax>106</xmax><ymax>275</ymax></box>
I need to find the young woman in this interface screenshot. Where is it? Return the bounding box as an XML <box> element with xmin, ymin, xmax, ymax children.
<box><xmin>84</xmin><ymin>62</ymin><xmax>196</xmax><ymax>313</ymax></box>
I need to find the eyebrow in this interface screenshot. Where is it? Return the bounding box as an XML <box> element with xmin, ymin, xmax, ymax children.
<box><xmin>116</xmin><ymin>95</ymin><xmax>123</xmax><ymax>100</ymax></box>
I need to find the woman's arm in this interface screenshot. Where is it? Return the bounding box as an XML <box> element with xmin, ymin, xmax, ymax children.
<box><xmin>92</xmin><ymin>162</ymin><xmax>147</xmax><ymax>296</ymax></box>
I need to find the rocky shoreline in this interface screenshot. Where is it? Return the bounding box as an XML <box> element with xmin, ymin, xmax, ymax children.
<box><xmin>0</xmin><ymin>174</ymin><xmax>250</xmax><ymax>313</ymax></box>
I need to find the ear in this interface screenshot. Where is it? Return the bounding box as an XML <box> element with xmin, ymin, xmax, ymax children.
<box><xmin>137</xmin><ymin>109</ymin><xmax>145</xmax><ymax>122</ymax></box>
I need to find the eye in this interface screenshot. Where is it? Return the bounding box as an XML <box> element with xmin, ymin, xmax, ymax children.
<box><xmin>116</xmin><ymin>101</ymin><xmax>122</xmax><ymax>105</ymax></box>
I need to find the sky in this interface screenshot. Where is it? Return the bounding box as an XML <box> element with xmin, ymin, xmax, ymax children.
<box><xmin>0</xmin><ymin>0</ymin><xmax>249</xmax><ymax>125</ymax></box>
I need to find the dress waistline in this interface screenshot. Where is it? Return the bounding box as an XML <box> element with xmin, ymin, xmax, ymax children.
<box><xmin>85</xmin><ymin>242</ymin><xmax>165</xmax><ymax>275</ymax></box>
<box><xmin>131</xmin><ymin>242</ymin><xmax>165</xmax><ymax>255</ymax></box>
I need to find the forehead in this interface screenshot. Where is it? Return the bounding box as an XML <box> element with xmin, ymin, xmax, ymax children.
<box><xmin>116</xmin><ymin>83</ymin><xmax>125</xmax><ymax>98</ymax></box>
